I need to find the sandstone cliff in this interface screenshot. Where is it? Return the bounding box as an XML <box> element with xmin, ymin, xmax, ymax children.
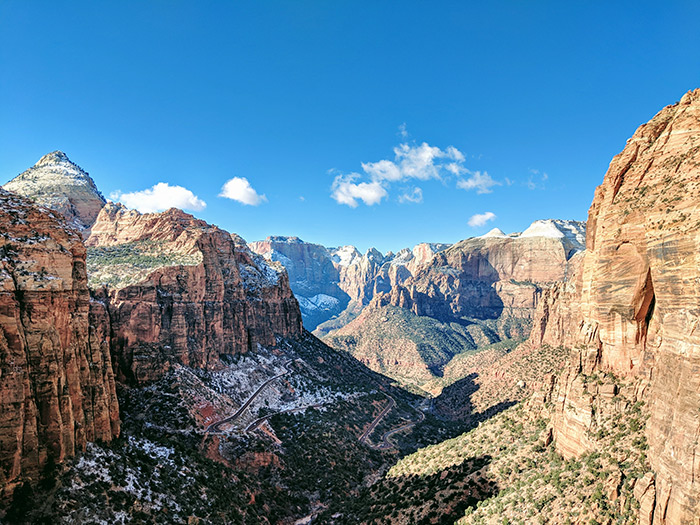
<box><xmin>249</xmin><ymin>236</ymin><xmax>451</xmax><ymax>331</ymax></box>
<box><xmin>0</xmin><ymin>189</ymin><xmax>119</xmax><ymax>492</ymax></box>
<box><xmin>3</xmin><ymin>151</ymin><xmax>106</xmax><ymax>233</ymax></box>
<box><xmin>248</xmin><ymin>236</ymin><xmax>351</xmax><ymax>330</ymax></box>
<box><xmin>530</xmin><ymin>89</ymin><xmax>700</xmax><ymax>524</ymax></box>
<box><xmin>87</xmin><ymin>203</ymin><xmax>303</xmax><ymax>383</ymax></box>
<box><xmin>382</xmin><ymin>220</ymin><xmax>584</xmax><ymax>327</ymax></box>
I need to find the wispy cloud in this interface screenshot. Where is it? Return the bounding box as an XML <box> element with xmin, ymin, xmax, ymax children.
<box><xmin>331</xmin><ymin>175</ymin><xmax>387</xmax><ymax>207</ymax></box>
<box><xmin>398</xmin><ymin>123</ymin><xmax>409</xmax><ymax>138</ymax></box>
<box><xmin>468</xmin><ymin>211</ymin><xmax>496</xmax><ymax>227</ymax></box>
<box><xmin>398</xmin><ymin>187</ymin><xmax>423</xmax><ymax>204</ymax></box>
<box><xmin>111</xmin><ymin>183</ymin><xmax>206</xmax><ymax>214</ymax></box>
<box><xmin>219</xmin><ymin>177</ymin><xmax>267</xmax><ymax>205</ymax></box>
<box><xmin>526</xmin><ymin>169</ymin><xmax>548</xmax><ymax>190</ymax></box>
<box><xmin>457</xmin><ymin>171</ymin><xmax>500</xmax><ymax>194</ymax></box>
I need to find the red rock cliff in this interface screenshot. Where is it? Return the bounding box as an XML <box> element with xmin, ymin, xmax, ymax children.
<box><xmin>384</xmin><ymin>223</ymin><xmax>583</xmax><ymax>325</ymax></box>
<box><xmin>0</xmin><ymin>190</ymin><xmax>119</xmax><ymax>492</ymax></box>
<box><xmin>87</xmin><ymin>203</ymin><xmax>303</xmax><ymax>383</ymax></box>
<box><xmin>531</xmin><ymin>89</ymin><xmax>700</xmax><ymax>524</ymax></box>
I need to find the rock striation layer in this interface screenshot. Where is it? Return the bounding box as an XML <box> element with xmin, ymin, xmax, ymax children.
<box><xmin>249</xmin><ymin>236</ymin><xmax>451</xmax><ymax>331</ymax></box>
<box><xmin>88</xmin><ymin>203</ymin><xmax>303</xmax><ymax>383</ymax></box>
<box><xmin>530</xmin><ymin>89</ymin><xmax>700</xmax><ymax>524</ymax></box>
<box><xmin>248</xmin><ymin>237</ymin><xmax>351</xmax><ymax>330</ymax></box>
<box><xmin>381</xmin><ymin>220</ymin><xmax>585</xmax><ymax>326</ymax></box>
<box><xmin>3</xmin><ymin>151</ymin><xmax>106</xmax><ymax>233</ymax></box>
<box><xmin>0</xmin><ymin>189</ymin><xmax>119</xmax><ymax>492</ymax></box>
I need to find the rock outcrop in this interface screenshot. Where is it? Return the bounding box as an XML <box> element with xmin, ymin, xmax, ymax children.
<box><xmin>0</xmin><ymin>189</ymin><xmax>119</xmax><ymax>492</ymax></box>
<box><xmin>88</xmin><ymin>203</ymin><xmax>303</xmax><ymax>383</ymax></box>
<box><xmin>530</xmin><ymin>89</ymin><xmax>700</xmax><ymax>523</ymax></box>
<box><xmin>248</xmin><ymin>237</ymin><xmax>350</xmax><ymax>330</ymax></box>
<box><xmin>382</xmin><ymin>220</ymin><xmax>585</xmax><ymax>326</ymax></box>
<box><xmin>249</xmin><ymin>236</ymin><xmax>451</xmax><ymax>331</ymax></box>
<box><xmin>3</xmin><ymin>151</ymin><xmax>106</xmax><ymax>233</ymax></box>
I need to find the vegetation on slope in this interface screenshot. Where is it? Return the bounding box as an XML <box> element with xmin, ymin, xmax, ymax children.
<box><xmin>322</xmin><ymin>369</ymin><xmax>650</xmax><ymax>524</ymax></box>
<box><xmin>324</xmin><ymin>305</ymin><xmax>528</xmax><ymax>394</ymax></box>
<box><xmin>87</xmin><ymin>240</ymin><xmax>202</xmax><ymax>287</ymax></box>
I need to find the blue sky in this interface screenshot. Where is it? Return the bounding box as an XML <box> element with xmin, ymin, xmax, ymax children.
<box><xmin>1</xmin><ymin>2</ymin><xmax>699</xmax><ymax>253</ymax></box>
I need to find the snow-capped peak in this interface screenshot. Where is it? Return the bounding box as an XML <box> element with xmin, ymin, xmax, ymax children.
<box><xmin>480</xmin><ymin>227</ymin><xmax>507</xmax><ymax>238</ymax></box>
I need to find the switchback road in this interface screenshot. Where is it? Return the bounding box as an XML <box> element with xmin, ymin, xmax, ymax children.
<box><xmin>206</xmin><ymin>361</ymin><xmax>291</xmax><ymax>433</ymax></box>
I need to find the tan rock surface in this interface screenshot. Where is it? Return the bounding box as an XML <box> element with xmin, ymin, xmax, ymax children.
<box><xmin>0</xmin><ymin>189</ymin><xmax>119</xmax><ymax>491</ymax></box>
<box><xmin>530</xmin><ymin>89</ymin><xmax>700</xmax><ymax>523</ymax></box>
<box><xmin>384</xmin><ymin>226</ymin><xmax>583</xmax><ymax>323</ymax></box>
<box><xmin>3</xmin><ymin>151</ymin><xmax>106</xmax><ymax>233</ymax></box>
<box><xmin>87</xmin><ymin>203</ymin><xmax>303</xmax><ymax>383</ymax></box>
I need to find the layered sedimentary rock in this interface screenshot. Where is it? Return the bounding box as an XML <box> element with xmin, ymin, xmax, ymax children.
<box><xmin>248</xmin><ymin>237</ymin><xmax>350</xmax><ymax>329</ymax></box>
<box><xmin>382</xmin><ymin>220</ymin><xmax>585</xmax><ymax>324</ymax></box>
<box><xmin>531</xmin><ymin>89</ymin><xmax>700</xmax><ymax>523</ymax></box>
<box><xmin>249</xmin><ymin>236</ymin><xmax>451</xmax><ymax>331</ymax></box>
<box><xmin>88</xmin><ymin>203</ymin><xmax>303</xmax><ymax>383</ymax></box>
<box><xmin>3</xmin><ymin>151</ymin><xmax>106</xmax><ymax>232</ymax></box>
<box><xmin>0</xmin><ymin>189</ymin><xmax>119</xmax><ymax>491</ymax></box>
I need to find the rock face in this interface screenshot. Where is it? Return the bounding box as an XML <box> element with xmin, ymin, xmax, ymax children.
<box><xmin>248</xmin><ymin>237</ymin><xmax>351</xmax><ymax>330</ymax></box>
<box><xmin>3</xmin><ymin>151</ymin><xmax>106</xmax><ymax>233</ymax></box>
<box><xmin>531</xmin><ymin>89</ymin><xmax>700</xmax><ymax>523</ymax></box>
<box><xmin>382</xmin><ymin>220</ymin><xmax>585</xmax><ymax>326</ymax></box>
<box><xmin>88</xmin><ymin>204</ymin><xmax>303</xmax><ymax>383</ymax></box>
<box><xmin>321</xmin><ymin>223</ymin><xmax>583</xmax><ymax>393</ymax></box>
<box><xmin>0</xmin><ymin>189</ymin><xmax>119</xmax><ymax>491</ymax></box>
<box><xmin>249</xmin><ymin>236</ymin><xmax>451</xmax><ymax>331</ymax></box>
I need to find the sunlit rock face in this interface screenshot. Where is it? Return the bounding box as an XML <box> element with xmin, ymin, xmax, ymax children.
<box><xmin>0</xmin><ymin>189</ymin><xmax>119</xmax><ymax>493</ymax></box>
<box><xmin>381</xmin><ymin>219</ymin><xmax>585</xmax><ymax>324</ymax></box>
<box><xmin>3</xmin><ymin>151</ymin><xmax>106</xmax><ymax>233</ymax></box>
<box><xmin>530</xmin><ymin>89</ymin><xmax>700</xmax><ymax>524</ymax></box>
<box><xmin>87</xmin><ymin>204</ymin><xmax>303</xmax><ymax>383</ymax></box>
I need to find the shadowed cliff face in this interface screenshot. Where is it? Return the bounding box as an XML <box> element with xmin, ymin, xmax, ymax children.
<box><xmin>530</xmin><ymin>89</ymin><xmax>700</xmax><ymax>524</ymax></box>
<box><xmin>0</xmin><ymin>189</ymin><xmax>119</xmax><ymax>493</ymax></box>
<box><xmin>382</xmin><ymin>228</ymin><xmax>583</xmax><ymax>323</ymax></box>
<box><xmin>87</xmin><ymin>203</ymin><xmax>303</xmax><ymax>383</ymax></box>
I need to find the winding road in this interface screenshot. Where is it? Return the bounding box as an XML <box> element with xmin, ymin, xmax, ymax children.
<box><xmin>359</xmin><ymin>394</ymin><xmax>428</xmax><ymax>450</ymax></box>
<box><xmin>358</xmin><ymin>395</ymin><xmax>396</xmax><ymax>444</ymax></box>
<box><xmin>206</xmin><ymin>361</ymin><xmax>291</xmax><ymax>433</ymax></box>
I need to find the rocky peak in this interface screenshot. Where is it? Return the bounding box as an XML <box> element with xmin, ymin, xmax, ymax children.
<box><xmin>35</xmin><ymin>150</ymin><xmax>72</xmax><ymax>166</ymax></box>
<box><xmin>3</xmin><ymin>151</ymin><xmax>105</xmax><ymax>232</ymax></box>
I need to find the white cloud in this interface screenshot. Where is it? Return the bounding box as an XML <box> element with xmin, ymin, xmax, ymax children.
<box><xmin>329</xmin><ymin>139</ymin><xmax>489</xmax><ymax>206</ymax></box>
<box><xmin>457</xmin><ymin>171</ymin><xmax>500</xmax><ymax>194</ymax></box>
<box><xmin>331</xmin><ymin>175</ymin><xmax>387</xmax><ymax>207</ymax></box>
<box><xmin>398</xmin><ymin>187</ymin><xmax>423</xmax><ymax>204</ymax></box>
<box><xmin>398</xmin><ymin>123</ymin><xmax>409</xmax><ymax>138</ymax></box>
<box><xmin>468</xmin><ymin>211</ymin><xmax>496</xmax><ymax>227</ymax></box>
<box><xmin>112</xmin><ymin>182</ymin><xmax>206</xmax><ymax>214</ymax></box>
<box><xmin>219</xmin><ymin>177</ymin><xmax>267</xmax><ymax>205</ymax></box>
<box><xmin>361</xmin><ymin>159</ymin><xmax>402</xmax><ymax>182</ymax></box>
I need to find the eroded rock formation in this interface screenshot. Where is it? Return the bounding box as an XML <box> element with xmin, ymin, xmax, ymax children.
<box><xmin>88</xmin><ymin>203</ymin><xmax>303</xmax><ymax>383</ymax></box>
<box><xmin>0</xmin><ymin>189</ymin><xmax>119</xmax><ymax>492</ymax></box>
<box><xmin>382</xmin><ymin>220</ymin><xmax>585</xmax><ymax>326</ymax></box>
<box><xmin>3</xmin><ymin>151</ymin><xmax>106</xmax><ymax>233</ymax></box>
<box><xmin>531</xmin><ymin>89</ymin><xmax>700</xmax><ymax>524</ymax></box>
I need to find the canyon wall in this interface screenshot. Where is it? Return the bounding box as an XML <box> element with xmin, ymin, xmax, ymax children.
<box><xmin>383</xmin><ymin>220</ymin><xmax>584</xmax><ymax>325</ymax></box>
<box><xmin>531</xmin><ymin>89</ymin><xmax>700</xmax><ymax>524</ymax></box>
<box><xmin>0</xmin><ymin>189</ymin><xmax>119</xmax><ymax>492</ymax></box>
<box><xmin>88</xmin><ymin>204</ymin><xmax>303</xmax><ymax>383</ymax></box>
